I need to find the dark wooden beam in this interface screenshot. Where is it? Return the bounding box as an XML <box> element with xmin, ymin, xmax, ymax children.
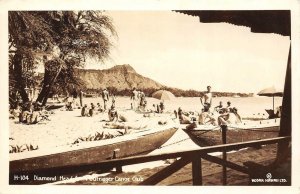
<box><xmin>174</xmin><ymin>10</ymin><xmax>290</xmax><ymax>36</ymax></box>
<box><xmin>10</xmin><ymin>136</ymin><xmax>290</xmax><ymax>176</ymax></box>
<box><xmin>139</xmin><ymin>157</ymin><xmax>191</xmax><ymax>185</ymax></box>
<box><xmin>192</xmin><ymin>157</ymin><xmax>202</xmax><ymax>185</ymax></box>
<box><xmin>202</xmin><ymin>154</ymin><xmax>249</xmax><ymax>174</ymax></box>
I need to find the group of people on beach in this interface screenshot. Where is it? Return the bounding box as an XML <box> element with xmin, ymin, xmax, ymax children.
<box><xmin>130</xmin><ymin>87</ymin><xmax>147</xmax><ymax>111</ymax></box>
<box><xmin>10</xmin><ymin>84</ymin><xmax>243</xmax><ymax>127</ymax></box>
<box><xmin>79</xmin><ymin>88</ymin><xmax>138</xmax><ymax>128</ymax></box>
<box><xmin>78</xmin><ymin>85</ymin><xmax>242</xmax><ymax>127</ymax></box>
<box><xmin>9</xmin><ymin>101</ymin><xmax>51</xmax><ymax>124</ymax></box>
<box><xmin>176</xmin><ymin>86</ymin><xmax>242</xmax><ymax>126</ymax></box>
<box><xmin>81</xmin><ymin>103</ymin><xmax>104</xmax><ymax>117</ymax></box>
<box><xmin>130</xmin><ymin>87</ymin><xmax>165</xmax><ymax>113</ymax></box>
<box><xmin>79</xmin><ymin>88</ymin><xmax>114</xmax><ymax>117</ymax></box>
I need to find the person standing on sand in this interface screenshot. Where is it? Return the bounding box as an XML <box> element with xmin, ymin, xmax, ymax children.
<box><xmin>198</xmin><ymin>86</ymin><xmax>218</xmax><ymax>125</ymax></box>
<box><xmin>102</xmin><ymin>88</ymin><xmax>109</xmax><ymax>110</ymax></box>
<box><xmin>139</xmin><ymin>91</ymin><xmax>146</xmax><ymax>108</ymax></box>
<box><xmin>111</xmin><ymin>93</ymin><xmax>116</xmax><ymax>107</ymax></box>
<box><xmin>79</xmin><ymin>90</ymin><xmax>84</xmax><ymax>107</ymax></box>
<box><xmin>200</xmin><ymin>85</ymin><xmax>212</xmax><ymax>112</ymax></box>
<box><xmin>131</xmin><ymin>87</ymin><xmax>139</xmax><ymax>110</ymax></box>
<box><xmin>159</xmin><ymin>101</ymin><xmax>165</xmax><ymax>113</ymax></box>
<box><xmin>72</xmin><ymin>88</ymin><xmax>79</xmax><ymax>107</ymax></box>
<box><xmin>72</xmin><ymin>88</ymin><xmax>78</xmax><ymax>100</ymax></box>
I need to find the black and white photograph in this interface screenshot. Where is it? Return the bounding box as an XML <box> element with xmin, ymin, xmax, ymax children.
<box><xmin>0</xmin><ymin>0</ymin><xmax>300</xmax><ymax>193</ymax></box>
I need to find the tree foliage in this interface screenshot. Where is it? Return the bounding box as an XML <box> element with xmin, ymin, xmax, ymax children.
<box><xmin>9</xmin><ymin>11</ymin><xmax>116</xmax><ymax>106</ymax></box>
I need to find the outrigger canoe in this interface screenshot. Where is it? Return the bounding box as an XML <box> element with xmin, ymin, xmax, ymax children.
<box><xmin>183</xmin><ymin>119</ymin><xmax>279</xmax><ymax>147</ymax></box>
<box><xmin>45</xmin><ymin>102</ymin><xmax>65</xmax><ymax>111</ymax></box>
<box><xmin>9</xmin><ymin>126</ymin><xmax>177</xmax><ymax>177</ymax></box>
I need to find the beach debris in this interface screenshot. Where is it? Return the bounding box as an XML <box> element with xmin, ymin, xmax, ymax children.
<box><xmin>185</xmin><ymin>122</ymin><xmax>197</xmax><ymax>130</ymax></box>
<box><xmin>158</xmin><ymin>120</ymin><xmax>168</xmax><ymax>125</ymax></box>
<box><xmin>117</xmin><ymin>130</ymin><xmax>126</xmax><ymax>136</ymax></box>
<box><xmin>72</xmin><ymin>130</ymin><xmax>128</xmax><ymax>145</ymax></box>
<box><xmin>94</xmin><ymin>131</ymin><xmax>104</xmax><ymax>140</ymax></box>
<box><xmin>164</xmin><ymin>158</ymin><xmax>178</xmax><ymax>164</ymax></box>
<box><xmin>105</xmin><ymin>132</ymin><xmax>117</xmax><ymax>139</ymax></box>
<box><xmin>241</xmin><ymin>117</ymin><xmax>268</xmax><ymax>121</ymax></box>
<box><xmin>9</xmin><ymin>144</ymin><xmax>39</xmax><ymax>153</ymax></box>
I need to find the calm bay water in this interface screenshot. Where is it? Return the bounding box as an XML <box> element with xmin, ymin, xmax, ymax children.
<box><xmin>84</xmin><ymin>96</ymin><xmax>283</xmax><ymax>118</ymax></box>
<box><xmin>162</xmin><ymin>96</ymin><xmax>283</xmax><ymax>117</ymax></box>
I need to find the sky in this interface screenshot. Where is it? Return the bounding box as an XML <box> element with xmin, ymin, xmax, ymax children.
<box><xmin>85</xmin><ymin>11</ymin><xmax>291</xmax><ymax>93</ymax></box>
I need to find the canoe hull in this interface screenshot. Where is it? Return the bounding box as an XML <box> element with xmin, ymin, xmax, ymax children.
<box><xmin>10</xmin><ymin>127</ymin><xmax>177</xmax><ymax>174</ymax></box>
<box><xmin>184</xmin><ymin>125</ymin><xmax>279</xmax><ymax>147</ymax></box>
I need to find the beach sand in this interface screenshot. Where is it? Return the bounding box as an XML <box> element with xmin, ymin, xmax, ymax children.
<box><xmin>9</xmin><ymin>105</ymin><xmax>174</xmax><ymax>151</ymax></box>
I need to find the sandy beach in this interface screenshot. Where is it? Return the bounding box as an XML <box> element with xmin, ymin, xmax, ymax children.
<box><xmin>9</xmin><ymin>98</ymin><xmax>176</xmax><ymax>152</ymax></box>
<box><xmin>9</xmin><ymin>96</ymin><xmax>285</xmax><ymax>185</ymax></box>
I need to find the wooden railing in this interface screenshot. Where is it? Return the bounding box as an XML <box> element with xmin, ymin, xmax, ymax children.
<box><xmin>11</xmin><ymin>134</ymin><xmax>290</xmax><ymax>185</ymax></box>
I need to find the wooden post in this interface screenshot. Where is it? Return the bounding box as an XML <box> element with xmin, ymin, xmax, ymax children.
<box><xmin>192</xmin><ymin>157</ymin><xmax>202</xmax><ymax>185</ymax></box>
<box><xmin>272</xmin><ymin>95</ymin><xmax>275</xmax><ymax>112</ymax></box>
<box><xmin>276</xmin><ymin>45</ymin><xmax>291</xmax><ymax>164</ymax></box>
<box><xmin>113</xmin><ymin>149</ymin><xmax>122</xmax><ymax>173</ymax></box>
<box><xmin>221</xmin><ymin>125</ymin><xmax>227</xmax><ymax>185</ymax></box>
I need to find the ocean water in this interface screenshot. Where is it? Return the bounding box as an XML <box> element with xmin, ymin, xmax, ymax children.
<box><xmin>81</xmin><ymin>96</ymin><xmax>283</xmax><ymax>118</ymax></box>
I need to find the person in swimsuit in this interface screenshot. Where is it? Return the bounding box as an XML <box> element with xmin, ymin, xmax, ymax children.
<box><xmin>159</xmin><ymin>101</ymin><xmax>165</xmax><ymax>113</ymax></box>
<box><xmin>89</xmin><ymin>103</ymin><xmax>95</xmax><ymax>117</ymax></box>
<box><xmin>214</xmin><ymin>101</ymin><xmax>223</xmax><ymax>113</ymax></box>
<box><xmin>198</xmin><ymin>86</ymin><xmax>219</xmax><ymax>125</ymax></box>
<box><xmin>79</xmin><ymin>90</ymin><xmax>84</xmax><ymax>107</ymax></box>
<box><xmin>225</xmin><ymin>101</ymin><xmax>232</xmax><ymax>112</ymax></box>
<box><xmin>200</xmin><ymin>86</ymin><xmax>212</xmax><ymax>112</ymax></box>
<box><xmin>218</xmin><ymin>107</ymin><xmax>242</xmax><ymax>125</ymax></box>
<box><xmin>131</xmin><ymin>87</ymin><xmax>139</xmax><ymax>110</ymax></box>
<box><xmin>178</xmin><ymin>107</ymin><xmax>192</xmax><ymax>124</ymax></box>
<box><xmin>108</xmin><ymin>105</ymin><xmax>118</xmax><ymax>122</ymax></box>
<box><xmin>97</xmin><ymin>103</ymin><xmax>103</xmax><ymax>112</ymax></box>
<box><xmin>81</xmin><ymin>104</ymin><xmax>89</xmax><ymax>116</ymax></box>
<box><xmin>102</xmin><ymin>88</ymin><xmax>109</xmax><ymax>110</ymax></box>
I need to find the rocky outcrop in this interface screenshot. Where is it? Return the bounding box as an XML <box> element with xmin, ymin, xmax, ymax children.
<box><xmin>76</xmin><ymin>64</ymin><xmax>163</xmax><ymax>90</ymax></box>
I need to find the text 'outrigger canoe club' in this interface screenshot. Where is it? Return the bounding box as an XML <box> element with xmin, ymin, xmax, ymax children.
<box><xmin>29</xmin><ymin>175</ymin><xmax>144</xmax><ymax>183</ymax></box>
